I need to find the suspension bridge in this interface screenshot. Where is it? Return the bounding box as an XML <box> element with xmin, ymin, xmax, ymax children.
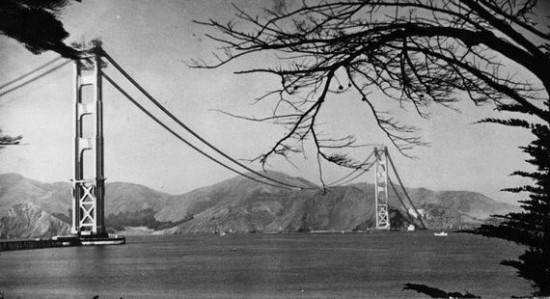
<box><xmin>0</xmin><ymin>42</ymin><xmax>425</xmax><ymax>246</ymax></box>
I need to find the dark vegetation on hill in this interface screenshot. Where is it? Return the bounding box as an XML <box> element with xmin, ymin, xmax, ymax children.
<box><xmin>0</xmin><ymin>172</ymin><xmax>518</xmax><ymax>239</ymax></box>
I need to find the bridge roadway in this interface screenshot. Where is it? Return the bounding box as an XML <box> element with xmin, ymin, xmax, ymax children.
<box><xmin>0</xmin><ymin>234</ymin><xmax>125</xmax><ymax>251</ymax></box>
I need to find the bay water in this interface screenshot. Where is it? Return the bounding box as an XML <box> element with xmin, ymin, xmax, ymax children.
<box><xmin>0</xmin><ymin>232</ymin><xmax>533</xmax><ymax>298</ymax></box>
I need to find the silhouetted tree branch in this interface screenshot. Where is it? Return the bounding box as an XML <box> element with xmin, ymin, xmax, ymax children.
<box><xmin>196</xmin><ymin>1</ymin><xmax>550</xmax><ymax>294</ymax></box>
<box><xmin>0</xmin><ymin>0</ymin><xmax>78</xmax><ymax>59</ymax></box>
<box><xmin>193</xmin><ymin>0</ymin><xmax>549</xmax><ymax>175</ymax></box>
<box><xmin>403</xmin><ymin>283</ymin><xmax>480</xmax><ymax>298</ymax></box>
<box><xmin>0</xmin><ymin>130</ymin><xmax>21</xmax><ymax>149</ymax></box>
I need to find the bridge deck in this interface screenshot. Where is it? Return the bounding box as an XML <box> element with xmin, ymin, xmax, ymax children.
<box><xmin>0</xmin><ymin>235</ymin><xmax>125</xmax><ymax>251</ymax></box>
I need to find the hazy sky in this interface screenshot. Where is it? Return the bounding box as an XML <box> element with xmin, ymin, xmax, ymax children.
<box><xmin>0</xmin><ymin>0</ymin><xmax>541</xmax><ymax>204</ymax></box>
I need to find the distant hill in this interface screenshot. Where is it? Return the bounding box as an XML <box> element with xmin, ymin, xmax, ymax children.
<box><xmin>350</xmin><ymin>183</ymin><xmax>517</xmax><ymax>229</ymax></box>
<box><xmin>0</xmin><ymin>202</ymin><xmax>71</xmax><ymax>239</ymax></box>
<box><xmin>156</xmin><ymin>173</ymin><xmax>518</xmax><ymax>234</ymax></box>
<box><xmin>0</xmin><ymin>173</ymin><xmax>171</xmax><ymax>238</ymax></box>
<box><xmin>0</xmin><ymin>172</ymin><xmax>519</xmax><ymax>239</ymax></box>
<box><xmin>0</xmin><ymin>173</ymin><xmax>69</xmax><ymax>215</ymax></box>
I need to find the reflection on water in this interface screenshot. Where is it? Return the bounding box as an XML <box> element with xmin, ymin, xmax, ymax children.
<box><xmin>0</xmin><ymin>232</ymin><xmax>533</xmax><ymax>298</ymax></box>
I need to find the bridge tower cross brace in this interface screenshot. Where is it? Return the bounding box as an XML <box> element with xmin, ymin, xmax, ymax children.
<box><xmin>70</xmin><ymin>44</ymin><xmax>107</xmax><ymax>237</ymax></box>
<box><xmin>374</xmin><ymin>146</ymin><xmax>390</xmax><ymax>230</ymax></box>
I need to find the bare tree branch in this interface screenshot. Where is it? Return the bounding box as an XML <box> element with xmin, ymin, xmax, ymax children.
<box><xmin>193</xmin><ymin>0</ymin><xmax>550</xmax><ymax>172</ymax></box>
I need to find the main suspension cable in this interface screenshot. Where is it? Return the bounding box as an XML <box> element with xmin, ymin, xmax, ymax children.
<box><xmin>386</xmin><ymin>149</ymin><xmax>426</xmax><ymax>229</ymax></box>
<box><xmin>329</xmin><ymin>160</ymin><xmax>377</xmax><ymax>187</ymax></box>
<box><xmin>103</xmin><ymin>73</ymin><xmax>300</xmax><ymax>191</ymax></box>
<box><xmin>388</xmin><ymin>176</ymin><xmax>415</xmax><ymax>224</ymax></box>
<box><xmin>0</xmin><ymin>60</ymin><xmax>71</xmax><ymax>99</ymax></box>
<box><xmin>102</xmin><ymin>52</ymin><xmax>317</xmax><ymax>191</ymax></box>
<box><xmin>0</xmin><ymin>56</ymin><xmax>63</xmax><ymax>90</ymax></box>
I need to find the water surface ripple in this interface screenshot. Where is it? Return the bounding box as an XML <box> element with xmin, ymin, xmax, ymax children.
<box><xmin>0</xmin><ymin>232</ymin><xmax>533</xmax><ymax>298</ymax></box>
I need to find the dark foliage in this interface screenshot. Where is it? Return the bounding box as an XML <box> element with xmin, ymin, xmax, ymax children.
<box><xmin>0</xmin><ymin>129</ymin><xmax>21</xmax><ymax>149</ymax></box>
<box><xmin>403</xmin><ymin>283</ymin><xmax>480</xmax><ymax>298</ymax></box>
<box><xmin>475</xmin><ymin>118</ymin><xmax>550</xmax><ymax>296</ymax></box>
<box><xmin>0</xmin><ymin>0</ymin><xmax>78</xmax><ymax>58</ymax></box>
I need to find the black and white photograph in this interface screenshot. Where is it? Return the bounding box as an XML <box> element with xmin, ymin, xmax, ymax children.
<box><xmin>0</xmin><ymin>0</ymin><xmax>549</xmax><ymax>298</ymax></box>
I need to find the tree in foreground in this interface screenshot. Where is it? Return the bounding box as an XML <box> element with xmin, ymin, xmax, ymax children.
<box><xmin>475</xmin><ymin>117</ymin><xmax>549</xmax><ymax>296</ymax></box>
<box><xmin>0</xmin><ymin>0</ymin><xmax>78</xmax><ymax>59</ymax></box>
<box><xmin>195</xmin><ymin>0</ymin><xmax>550</xmax><ymax>295</ymax></box>
<box><xmin>1</xmin><ymin>0</ymin><xmax>78</xmax><ymax>150</ymax></box>
<box><xmin>0</xmin><ymin>130</ymin><xmax>21</xmax><ymax>149</ymax></box>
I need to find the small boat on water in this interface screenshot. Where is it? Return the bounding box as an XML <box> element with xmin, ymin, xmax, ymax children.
<box><xmin>434</xmin><ymin>231</ymin><xmax>448</xmax><ymax>237</ymax></box>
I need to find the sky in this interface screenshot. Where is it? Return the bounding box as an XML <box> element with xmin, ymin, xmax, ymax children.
<box><xmin>0</xmin><ymin>0</ymin><xmax>542</xmax><ymax>205</ymax></box>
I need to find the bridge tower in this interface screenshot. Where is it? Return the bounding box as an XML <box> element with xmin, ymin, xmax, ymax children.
<box><xmin>374</xmin><ymin>146</ymin><xmax>390</xmax><ymax>230</ymax></box>
<box><xmin>70</xmin><ymin>42</ymin><xmax>107</xmax><ymax>237</ymax></box>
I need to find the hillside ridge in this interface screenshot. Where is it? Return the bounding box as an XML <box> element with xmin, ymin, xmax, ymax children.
<box><xmin>0</xmin><ymin>172</ymin><xmax>518</xmax><ymax>238</ymax></box>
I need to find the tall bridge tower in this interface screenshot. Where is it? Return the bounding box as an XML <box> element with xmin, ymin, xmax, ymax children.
<box><xmin>374</xmin><ymin>146</ymin><xmax>390</xmax><ymax>230</ymax></box>
<box><xmin>70</xmin><ymin>42</ymin><xmax>107</xmax><ymax>237</ymax></box>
